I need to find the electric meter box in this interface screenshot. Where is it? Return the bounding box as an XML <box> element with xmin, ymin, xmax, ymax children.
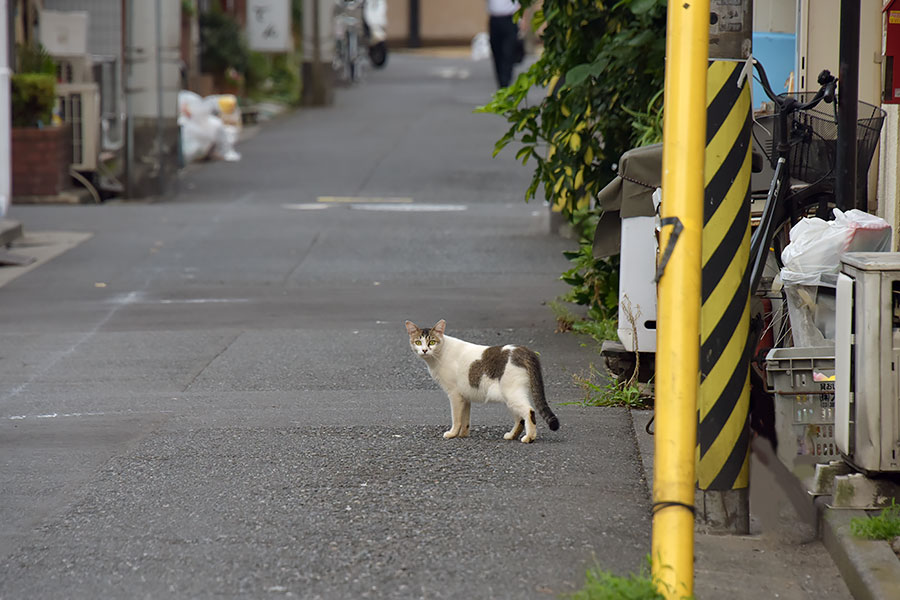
<box><xmin>835</xmin><ymin>252</ymin><xmax>900</xmax><ymax>473</ymax></box>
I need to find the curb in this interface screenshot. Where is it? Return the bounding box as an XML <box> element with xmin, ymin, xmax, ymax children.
<box><xmin>0</xmin><ymin>219</ymin><xmax>23</xmax><ymax>247</ymax></box>
<box><xmin>821</xmin><ymin>508</ymin><xmax>900</xmax><ymax>600</ymax></box>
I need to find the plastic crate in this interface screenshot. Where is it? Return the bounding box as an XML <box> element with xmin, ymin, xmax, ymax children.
<box><xmin>765</xmin><ymin>346</ymin><xmax>837</xmax><ymax>469</ymax></box>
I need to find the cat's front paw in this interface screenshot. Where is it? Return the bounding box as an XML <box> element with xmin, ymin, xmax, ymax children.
<box><xmin>503</xmin><ymin>431</ymin><xmax>516</xmax><ymax>440</ymax></box>
<box><xmin>443</xmin><ymin>429</ymin><xmax>459</xmax><ymax>439</ymax></box>
<box><xmin>520</xmin><ymin>434</ymin><xmax>535</xmax><ymax>443</ymax></box>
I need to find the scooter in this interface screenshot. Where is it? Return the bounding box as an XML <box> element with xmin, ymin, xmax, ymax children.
<box><xmin>363</xmin><ymin>0</ymin><xmax>388</xmax><ymax>68</ymax></box>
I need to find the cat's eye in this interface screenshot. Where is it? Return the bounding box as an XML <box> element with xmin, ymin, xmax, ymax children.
<box><xmin>428</xmin><ymin>340</ymin><xmax>436</xmax><ymax>346</ymax></box>
<box><xmin>414</xmin><ymin>340</ymin><xmax>422</xmax><ymax>346</ymax></box>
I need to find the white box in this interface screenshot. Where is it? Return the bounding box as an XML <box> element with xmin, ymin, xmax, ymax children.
<box><xmin>617</xmin><ymin>216</ymin><xmax>657</xmax><ymax>353</ymax></box>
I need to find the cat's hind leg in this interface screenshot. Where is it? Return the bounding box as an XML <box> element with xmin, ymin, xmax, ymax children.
<box><xmin>443</xmin><ymin>393</ymin><xmax>469</xmax><ymax>439</ymax></box>
<box><xmin>504</xmin><ymin>390</ymin><xmax>537</xmax><ymax>443</ymax></box>
<box><xmin>503</xmin><ymin>418</ymin><xmax>524</xmax><ymax>441</ymax></box>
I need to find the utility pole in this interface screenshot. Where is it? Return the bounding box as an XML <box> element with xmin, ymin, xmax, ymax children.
<box><xmin>836</xmin><ymin>0</ymin><xmax>861</xmax><ymax>210</ymax></box>
<box><xmin>653</xmin><ymin>0</ymin><xmax>709</xmax><ymax>597</ymax></box>
<box><xmin>695</xmin><ymin>0</ymin><xmax>754</xmax><ymax>534</ymax></box>
<box><xmin>302</xmin><ymin>0</ymin><xmax>333</xmax><ymax>106</ymax></box>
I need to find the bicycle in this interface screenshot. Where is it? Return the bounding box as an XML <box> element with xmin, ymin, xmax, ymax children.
<box><xmin>749</xmin><ymin>59</ymin><xmax>886</xmax><ymax>300</ymax></box>
<box><xmin>333</xmin><ymin>0</ymin><xmax>367</xmax><ymax>84</ymax></box>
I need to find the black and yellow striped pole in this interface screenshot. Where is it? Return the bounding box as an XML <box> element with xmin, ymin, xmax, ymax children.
<box><xmin>696</xmin><ymin>58</ymin><xmax>753</xmax><ymax>531</ymax></box>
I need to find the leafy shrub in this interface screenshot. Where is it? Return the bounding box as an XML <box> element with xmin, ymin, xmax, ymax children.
<box><xmin>11</xmin><ymin>74</ymin><xmax>56</xmax><ymax>127</ymax></box>
<box><xmin>199</xmin><ymin>6</ymin><xmax>250</xmax><ymax>78</ymax></box>
<box><xmin>478</xmin><ymin>0</ymin><xmax>667</xmax><ymax>226</ymax></box>
<box><xmin>15</xmin><ymin>43</ymin><xmax>56</xmax><ymax>75</ymax></box>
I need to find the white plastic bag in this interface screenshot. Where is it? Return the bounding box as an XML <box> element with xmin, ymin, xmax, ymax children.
<box><xmin>780</xmin><ymin>208</ymin><xmax>891</xmax><ymax>285</ymax></box>
<box><xmin>178</xmin><ymin>91</ymin><xmax>217</xmax><ymax>163</ymax></box>
<box><xmin>471</xmin><ymin>32</ymin><xmax>491</xmax><ymax>62</ymax></box>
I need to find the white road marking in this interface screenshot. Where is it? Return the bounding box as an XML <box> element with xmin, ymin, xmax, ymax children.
<box><xmin>317</xmin><ymin>196</ymin><xmax>413</xmax><ymax>203</ymax></box>
<box><xmin>282</xmin><ymin>203</ymin><xmax>331</xmax><ymax>210</ymax></box>
<box><xmin>349</xmin><ymin>204</ymin><xmax>467</xmax><ymax>212</ymax></box>
<box><xmin>158</xmin><ymin>298</ymin><xmax>250</xmax><ymax>304</ymax></box>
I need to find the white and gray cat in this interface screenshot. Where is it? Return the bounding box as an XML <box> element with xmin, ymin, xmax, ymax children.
<box><xmin>405</xmin><ymin>319</ymin><xmax>559</xmax><ymax>443</ymax></box>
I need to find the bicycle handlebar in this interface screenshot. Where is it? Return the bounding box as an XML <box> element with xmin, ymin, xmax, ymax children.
<box><xmin>753</xmin><ymin>59</ymin><xmax>836</xmax><ymax>113</ymax></box>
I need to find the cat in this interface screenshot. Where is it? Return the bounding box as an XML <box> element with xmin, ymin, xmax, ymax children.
<box><xmin>405</xmin><ymin>319</ymin><xmax>559</xmax><ymax>443</ymax></box>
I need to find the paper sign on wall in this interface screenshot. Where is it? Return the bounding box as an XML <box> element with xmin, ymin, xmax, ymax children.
<box><xmin>247</xmin><ymin>0</ymin><xmax>293</xmax><ymax>52</ymax></box>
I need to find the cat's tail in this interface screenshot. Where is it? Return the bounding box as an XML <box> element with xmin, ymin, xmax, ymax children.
<box><xmin>518</xmin><ymin>349</ymin><xmax>559</xmax><ymax>431</ymax></box>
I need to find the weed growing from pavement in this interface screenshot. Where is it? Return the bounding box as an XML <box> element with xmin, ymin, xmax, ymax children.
<box><xmin>850</xmin><ymin>499</ymin><xmax>900</xmax><ymax>540</ymax></box>
<box><xmin>567</xmin><ymin>556</ymin><xmax>692</xmax><ymax>600</ymax></box>
<box><xmin>569</xmin><ymin>364</ymin><xmax>651</xmax><ymax>409</ymax></box>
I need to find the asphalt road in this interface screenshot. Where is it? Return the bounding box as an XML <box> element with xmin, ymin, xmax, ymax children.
<box><xmin>0</xmin><ymin>53</ymin><xmax>652</xmax><ymax>598</ymax></box>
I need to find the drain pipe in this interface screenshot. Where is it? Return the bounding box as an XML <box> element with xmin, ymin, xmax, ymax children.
<box><xmin>836</xmin><ymin>0</ymin><xmax>860</xmax><ymax>211</ymax></box>
<box><xmin>0</xmin><ymin>0</ymin><xmax>10</xmax><ymax>217</ymax></box>
<box><xmin>155</xmin><ymin>0</ymin><xmax>164</xmax><ymax>196</ymax></box>
<box><xmin>125</xmin><ymin>0</ymin><xmax>135</xmax><ymax>198</ymax></box>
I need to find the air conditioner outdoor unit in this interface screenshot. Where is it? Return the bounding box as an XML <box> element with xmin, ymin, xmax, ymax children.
<box><xmin>56</xmin><ymin>82</ymin><xmax>101</xmax><ymax>172</ymax></box>
<box><xmin>835</xmin><ymin>252</ymin><xmax>900</xmax><ymax>474</ymax></box>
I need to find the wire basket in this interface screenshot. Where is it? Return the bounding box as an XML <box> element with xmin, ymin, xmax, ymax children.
<box><xmin>752</xmin><ymin>93</ymin><xmax>886</xmax><ymax>185</ymax></box>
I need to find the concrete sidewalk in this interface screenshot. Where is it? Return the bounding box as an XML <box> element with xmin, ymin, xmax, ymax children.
<box><xmin>632</xmin><ymin>410</ymin><xmax>900</xmax><ymax>599</ymax></box>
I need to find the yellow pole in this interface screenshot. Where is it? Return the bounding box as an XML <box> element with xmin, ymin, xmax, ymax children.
<box><xmin>652</xmin><ymin>0</ymin><xmax>708</xmax><ymax>598</ymax></box>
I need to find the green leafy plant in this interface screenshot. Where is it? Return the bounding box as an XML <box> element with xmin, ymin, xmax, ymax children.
<box><xmin>477</xmin><ymin>0</ymin><xmax>667</xmax><ymax>227</ymax></box>
<box><xmin>478</xmin><ymin>0</ymin><xmax>666</xmax><ymax>341</ymax></box>
<box><xmin>850</xmin><ymin>500</ymin><xmax>900</xmax><ymax>540</ymax></box>
<box><xmin>548</xmin><ymin>299</ymin><xmax>617</xmax><ymax>344</ymax></box>
<box><xmin>567</xmin><ymin>556</ymin><xmax>683</xmax><ymax>600</ymax></box>
<box><xmin>11</xmin><ymin>73</ymin><xmax>56</xmax><ymax>127</ymax></box>
<box><xmin>570</xmin><ymin>363</ymin><xmax>650</xmax><ymax>409</ymax></box>
<box><xmin>199</xmin><ymin>4</ymin><xmax>250</xmax><ymax>81</ymax></box>
<box><xmin>561</xmin><ymin>241</ymin><xmax>620</xmax><ymax>323</ymax></box>
<box><xmin>15</xmin><ymin>43</ymin><xmax>56</xmax><ymax>75</ymax></box>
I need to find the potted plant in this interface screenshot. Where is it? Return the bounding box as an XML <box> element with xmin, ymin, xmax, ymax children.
<box><xmin>11</xmin><ymin>44</ymin><xmax>71</xmax><ymax>199</ymax></box>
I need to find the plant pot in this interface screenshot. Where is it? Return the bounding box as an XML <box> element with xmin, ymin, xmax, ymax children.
<box><xmin>11</xmin><ymin>124</ymin><xmax>72</xmax><ymax>198</ymax></box>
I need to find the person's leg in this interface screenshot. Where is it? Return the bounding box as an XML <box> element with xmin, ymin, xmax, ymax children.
<box><xmin>496</xmin><ymin>16</ymin><xmax>518</xmax><ymax>88</ymax></box>
<box><xmin>488</xmin><ymin>16</ymin><xmax>505</xmax><ymax>88</ymax></box>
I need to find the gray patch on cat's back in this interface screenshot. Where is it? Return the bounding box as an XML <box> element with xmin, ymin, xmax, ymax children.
<box><xmin>468</xmin><ymin>345</ymin><xmax>509</xmax><ymax>388</ymax></box>
<box><xmin>510</xmin><ymin>346</ymin><xmax>536</xmax><ymax>370</ymax></box>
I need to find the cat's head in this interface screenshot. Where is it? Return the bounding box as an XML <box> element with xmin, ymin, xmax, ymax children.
<box><xmin>404</xmin><ymin>319</ymin><xmax>446</xmax><ymax>359</ymax></box>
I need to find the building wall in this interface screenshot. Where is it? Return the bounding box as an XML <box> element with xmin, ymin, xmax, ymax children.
<box><xmin>386</xmin><ymin>0</ymin><xmax>485</xmax><ymax>45</ymax></box>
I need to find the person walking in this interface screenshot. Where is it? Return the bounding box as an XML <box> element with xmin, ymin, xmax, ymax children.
<box><xmin>487</xmin><ymin>0</ymin><xmax>520</xmax><ymax>88</ymax></box>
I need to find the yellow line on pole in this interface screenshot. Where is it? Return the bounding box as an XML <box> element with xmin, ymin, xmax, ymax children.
<box><xmin>653</xmin><ymin>0</ymin><xmax>709</xmax><ymax>598</ymax></box>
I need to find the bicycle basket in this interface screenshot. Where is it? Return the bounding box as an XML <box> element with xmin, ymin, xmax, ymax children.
<box><xmin>752</xmin><ymin>93</ymin><xmax>886</xmax><ymax>185</ymax></box>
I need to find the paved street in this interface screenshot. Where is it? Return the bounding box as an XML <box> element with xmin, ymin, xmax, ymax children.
<box><xmin>0</xmin><ymin>54</ymin><xmax>652</xmax><ymax>598</ymax></box>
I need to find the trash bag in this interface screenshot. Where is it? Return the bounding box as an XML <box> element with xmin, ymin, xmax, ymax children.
<box><xmin>178</xmin><ymin>91</ymin><xmax>242</xmax><ymax>164</ymax></box>
<box><xmin>780</xmin><ymin>208</ymin><xmax>891</xmax><ymax>346</ymax></box>
<box><xmin>178</xmin><ymin>91</ymin><xmax>217</xmax><ymax>163</ymax></box>
<box><xmin>471</xmin><ymin>32</ymin><xmax>491</xmax><ymax>61</ymax></box>
<box><xmin>781</xmin><ymin>208</ymin><xmax>891</xmax><ymax>285</ymax></box>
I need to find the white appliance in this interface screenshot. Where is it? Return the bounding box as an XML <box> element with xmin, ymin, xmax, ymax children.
<box><xmin>39</xmin><ymin>10</ymin><xmax>89</xmax><ymax>56</ymax></box>
<box><xmin>835</xmin><ymin>252</ymin><xmax>900</xmax><ymax>473</ymax></box>
<box><xmin>56</xmin><ymin>83</ymin><xmax>101</xmax><ymax>172</ymax></box>
<box><xmin>617</xmin><ymin>215</ymin><xmax>657</xmax><ymax>353</ymax></box>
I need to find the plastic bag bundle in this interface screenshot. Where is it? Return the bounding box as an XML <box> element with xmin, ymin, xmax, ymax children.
<box><xmin>178</xmin><ymin>91</ymin><xmax>242</xmax><ymax>164</ymax></box>
<box><xmin>780</xmin><ymin>208</ymin><xmax>891</xmax><ymax>286</ymax></box>
<box><xmin>471</xmin><ymin>32</ymin><xmax>491</xmax><ymax>62</ymax></box>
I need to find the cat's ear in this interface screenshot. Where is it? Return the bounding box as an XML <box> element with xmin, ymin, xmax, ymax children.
<box><xmin>404</xmin><ymin>320</ymin><xmax>419</xmax><ymax>336</ymax></box>
<box><xmin>432</xmin><ymin>319</ymin><xmax>446</xmax><ymax>336</ymax></box>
